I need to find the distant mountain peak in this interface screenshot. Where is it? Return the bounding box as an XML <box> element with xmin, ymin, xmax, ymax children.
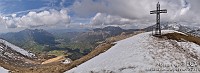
<box><xmin>0</xmin><ymin>29</ymin><xmax>56</xmax><ymax>49</ymax></box>
<box><xmin>144</xmin><ymin>22</ymin><xmax>200</xmax><ymax>37</ymax></box>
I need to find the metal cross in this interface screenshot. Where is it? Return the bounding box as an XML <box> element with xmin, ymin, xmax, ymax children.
<box><xmin>150</xmin><ymin>2</ymin><xmax>167</xmax><ymax>36</ymax></box>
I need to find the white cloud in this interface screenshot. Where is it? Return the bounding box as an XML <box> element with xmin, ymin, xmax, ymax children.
<box><xmin>90</xmin><ymin>13</ymin><xmax>154</xmax><ymax>29</ymax></box>
<box><xmin>91</xmin><ymin>13</ymin><xmax>134</xmax><ymax>25</ymax></box>
<box><xmin>0</xmin><ymin>9</ymin><xmax>70</xmax><ymax>28</ymax></box>
<box><xmin>72</xmin><ymin>0</ymin><xmax>200</xmax><ymax>26</ymax></box>
<box><xmin>72</xmin><ymin>0</ymin><xmax>179</xmax><ymax>19</ymax></box>
<box><xmin>180</xmin><ymin>0</ymin><xmax>190</xmax><ymax>15</ymax></box>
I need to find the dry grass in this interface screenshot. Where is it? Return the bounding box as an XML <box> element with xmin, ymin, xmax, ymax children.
<box><xmin>161</xmin><ymin>32</ymin><xmax>200</xmax><ymax>45</ymax></box>
<box><xmin>106</xmin><ymin>31</ymin><xmax>144</xmax><ymax>43</ymax></box>
<box><xmin>41</xmin><ymin>56</ymin><xmax>66</xmax><ymax>64</ymax></box>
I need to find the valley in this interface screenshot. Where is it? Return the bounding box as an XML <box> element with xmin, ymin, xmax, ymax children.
<box><xmin>0</xmin><ymin>26</ymin><xmax>140</xmax><ymax>73</ymax></box>
<box><xmin>1</xmin><ymin>23</ymin><xmax>200</xmax><ymax>73</ymax></box>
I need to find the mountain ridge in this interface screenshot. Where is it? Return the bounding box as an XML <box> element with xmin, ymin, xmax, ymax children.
<box><xmin>66</xmin><ymin>30</ymin><xmax>200</xmax><ymax>73</ymax></box>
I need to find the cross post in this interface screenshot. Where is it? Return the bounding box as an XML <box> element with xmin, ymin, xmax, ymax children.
<box><xmin>150</xmin><ymin>2</ymin><xmax>167</xmax><ymax>36</ymax></box>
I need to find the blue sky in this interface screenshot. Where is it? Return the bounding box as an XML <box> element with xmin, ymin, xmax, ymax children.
<box><xmin>0</xmin><ymin>0</ymin><xmax>199</xmax><ymax>33</ymax></box>
<box><xmin>0</xmin><ymin>0</ymin><xmax>76</xmax><ymax>33</ymax></box>
<box><xmin>0</xmin><ymin>0</ymin><xmax>75</xmax><ymax>14</ymax></box>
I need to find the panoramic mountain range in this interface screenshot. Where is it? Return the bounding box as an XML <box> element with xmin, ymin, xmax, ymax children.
<box><xmin>0</xmin><ymin>26</ymin><xmax>138</xmax><ymax>60</ymax></box>
<box><xmin>0</xmin><ymin>22</ymin><xmax>200</xmax><ymax>73</ymax></box>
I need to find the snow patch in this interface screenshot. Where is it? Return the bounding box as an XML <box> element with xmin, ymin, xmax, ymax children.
<box><xmin>0</xmin><ymin>39</ymin><xmax>35</xmax><ymax>57</ymax></box>
<box><xmin>62</xmin><ymin>58</ymin><xmax>72</xmax><ymax>64</ymax></box>
<box><xmin>161</xmin><ymin>30</ymin><xmax>186</xmax><ymax>35</ymax></box>
<box><xmin>0</xmin><ymin>67</ymin><xmax>8</xmax><ymax>73</ymax></box>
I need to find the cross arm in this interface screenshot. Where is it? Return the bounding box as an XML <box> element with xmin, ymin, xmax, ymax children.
<box><xmin>150</xmin><ymin>9</ymin><xmax>167</xmax><ymax>14</ymax></box>
<box><xmin>150</xmin><ymin>10</ymin><xmax>157</xmax><ymax>14</ymax></box>
<box><xmin>159</xmin><ymin>9</ymin><xmax>167</xmax><ymax>13</ymax></box>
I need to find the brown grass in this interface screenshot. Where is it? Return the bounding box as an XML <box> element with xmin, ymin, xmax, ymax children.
<box><xmin>161</xmin><ymin>32</ymin><xmax>200</xmax><ymax>45</ymax></box>
<box><xmin>41</xmin><ymin>56</ymin><xmax>66</xmax><ymax>64</ymax></box>
<box><xmin>106</xmin><ymin>31</ymin><xmax>144</xmax><ymax>43</ymax></box>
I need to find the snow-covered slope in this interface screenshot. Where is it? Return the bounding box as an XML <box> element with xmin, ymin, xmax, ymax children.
<box><xmin>0</xmin><ymin>67</ymin><xmax>8</xmax><ymax>73</ymax></box>
<box><xmin>0</xmin><ymin>39</ymin><xmax>37</xmax><ymax>72</ymax></box>
<box><xmin>0</xmin><ymin>39</ymin><xmax>35</xmax><ymax>57</ymax></box>
<box><xmin>66</xmin><ymin>30</ymin><xmax>200</xmax><ymax>73</ymax></box>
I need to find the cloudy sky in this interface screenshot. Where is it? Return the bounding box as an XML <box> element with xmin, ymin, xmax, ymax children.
<box><xmin>0</xmin><ymin>0</ymin><xmax>199</xmax><ymax>33</ymax></box>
